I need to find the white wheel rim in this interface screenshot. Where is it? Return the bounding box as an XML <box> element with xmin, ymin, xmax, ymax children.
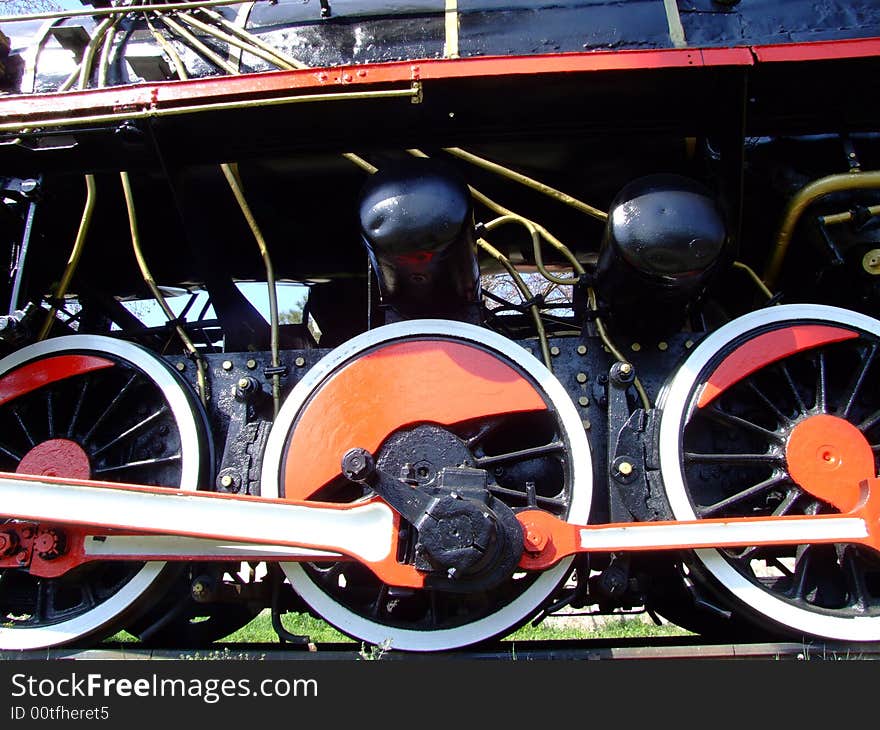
<box><xmin>659</xmin><ymin>303</ymin><xmax>880</xmax><ymax>641</ymax></box>
<box><xmin>262</xmin><ymin>320</ymin><xmax>592</xmax><ymax>651</ymax></box>
<box><xmin>0</xmin><ymin>335</ymin><xmax>204</xmax><ymax>650</ymax></box>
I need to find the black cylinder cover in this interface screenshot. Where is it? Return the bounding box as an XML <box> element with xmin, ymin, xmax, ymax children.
<box><xmin>596</xmin><ymin>174</ymin><xmax>729</xmax><ymax>334</ymax></box>
<box><xmin>357</xmin><ymin>159</ymin><xmax>479</xmax><ymax>318</ymax></box>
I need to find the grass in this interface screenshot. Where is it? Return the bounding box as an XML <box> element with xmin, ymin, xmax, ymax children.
<box><xmin>105</xmin><ymin>610</ymin><xmax>690</xmax><ymax>646</ymax></box>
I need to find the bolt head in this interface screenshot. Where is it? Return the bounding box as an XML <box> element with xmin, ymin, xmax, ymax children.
<box><xmin>341</xmin><ymin>448</ymin><xmax>374</xmax><ymax>482</ymax></box>
<box><xmin>617</xmin><ymin>461</ymin><xmax>634</xmax><ymax>476</ymax></box>
<box><xmin>524</xmin><ymin>527</ymin><xmax>548</xmax><ymax>553</ymax></box>
<box><xmin>219</xmin><ymin>474</ymin><xmax>234</xmax><ymax>488</ymax></box>
<box><xmin>221</xmin><ymin>360</ymin><xmax>233</xmax><ymax>371</ymax></box>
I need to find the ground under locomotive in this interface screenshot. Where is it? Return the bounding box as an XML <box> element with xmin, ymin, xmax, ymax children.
<box><xmin>0</xmin><ymin>0</ymin><xmax>878</xmax><ymax>652</ymax></box>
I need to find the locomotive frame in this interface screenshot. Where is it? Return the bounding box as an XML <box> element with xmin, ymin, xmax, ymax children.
<box><xmin>0</xmin><ymin>0</ymin><xmax>878</xmax><ymax>653</ymax></box>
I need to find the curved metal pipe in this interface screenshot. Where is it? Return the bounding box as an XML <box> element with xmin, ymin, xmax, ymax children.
<box><xmin>37</xmin><ymin>174</ymin><xmax>97</xmax><ymax>341</ymax></box>
<box><xmin>764</xmin><ymin>170</ymin><xmax>880</xmax><ymax>288</ymax></box>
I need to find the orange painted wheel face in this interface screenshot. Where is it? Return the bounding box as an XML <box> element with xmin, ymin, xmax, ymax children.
<box><xmin>786</xmin><ymin>414</ymin><xmax>874</xmax><ymax>513</ymax></box>
<box><xmin>0</xmin><ymin>355</ymin><xmax>114</xmax><ymax>408</ymax></box>
<box><xmin>697</xmin><ymin>325</ymin><xmax>857</xmax><ymax>409</ymax></box>
<box><xmin>282</xmin><ymin>339</ymin><xmax>547</xmax><ymax>500</ymax></box>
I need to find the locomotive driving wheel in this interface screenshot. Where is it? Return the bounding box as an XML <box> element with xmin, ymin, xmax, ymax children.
<box><xmin>261</xmin><ymin>320</ymin><xmax>592</xmax><ymax>652</ymax></box>
<box><xmin>0</xmin><ymin>335</ymin><xmax>209</xmax><ymax>650</ymax></box>
<box><xmin>659</xmin><ymin>304</ymin><xmax>880</xmax><ymax>641</ymax></box>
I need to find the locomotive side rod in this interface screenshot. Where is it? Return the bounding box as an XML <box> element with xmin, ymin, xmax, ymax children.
<box><xmin>0</xmin><ymin>468</ymin><xmax>879</xmax><ymax>587</ymax></box>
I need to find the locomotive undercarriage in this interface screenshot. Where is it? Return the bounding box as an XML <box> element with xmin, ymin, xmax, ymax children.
<box><xmin>0</xmin><ymin>6</ymin><xmax>879</xmax><ymax>650</ymax></box>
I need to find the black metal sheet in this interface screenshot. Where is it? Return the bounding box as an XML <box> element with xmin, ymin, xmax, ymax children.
<box><xmin>679</xmin><ymin>0</ymin><xmax>880</xmax><ymax>47</ymax></box>
<box><xmin>248</xmin><ymin>0</ymin><xmax>445</xmax><ymax>28</ymax></box>
<box><xmin>457</xmin><ymin>0</ymin><xmax>674</xmax><ymax>55</ymax></box>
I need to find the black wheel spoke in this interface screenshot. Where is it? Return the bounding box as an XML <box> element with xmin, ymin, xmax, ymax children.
<box><xmin>771</xmin><ymin>487</ymin><xmax>802</xmax><ymax>517</ymax></box>
<box><xmin>475</xmin><ymin>441</ymin><xmax>564</xmax><ymax>468</ymax></box>
<box><xmin>12</xmin><ymin>406</ymin><xmax>35</xmax><ymax>448</ymax></box>
<box><xmin>82</xmin><ymin>372</ymin><xmax>139</xmax><ymax>444</ymax></box>
<box><xmin>767</xmin><ymin>556</ymin><xmax>793</xmax><ymax>577</ymax></box>
<box><xmin>788</xmin><ymin>547</ymin><xmax>813</xmax><ymax>601</ymax></box>
<box><xmin>747</xmin><ymin>381</ymin><xmax>793</xmax><ymax>427</ymax></box>
<box><xmin>94</xmin><ymin>452</ymin><xmax>181</xmax><ymax>474</ymax></box>
<box><xmin>841</xmin><ymin>344</ymin><xmax>877</xmax><ymax>419</ymax></box>
<box><xmin>778</xmin><ymin>363</ymin><xmax>807</xmax><ymax>415</ymax></box>
<box><xmin>465</xmin><ymin>418</ymin><xmax>504</xmax><ymax>450</ymax></box>
<box><xmin>697</xmin><ymin>473</ymin><xmax>788</xmax><ymax>517</ymax></box>
<box><xmin>79</xmin><ymin>581</ymin><xmax>98</xmax><ymax>612</ymax></box>
<box><xmin>860</xmin><ymin>409</ymin><xmax>880</xmax><ymax>434</ymax></box>
<box><xmin>67</xmin><ymin>377</ymin><xmax>90</xmax><ymax>438</ymax></box>
<box><xmin>841</xmin><ymin>547</ymin><xmax>870</xmax><ymax>611</ymax></box>
<box><xmin>684</xmin><ymin>452</ymin><xmax>782</xmax><ymax>466</ymax></box>
<box><xmin>0</xmin><ymin>442</ymin><xmax>23</xmax><ymax>461</ymax></box>
<box><xmin>815</xmin><ymin>351</ymin><xmax>827</xmax><ymax>412</ymax></box>
<box><xmin>91</xmin><ymin>405</ymin><xmax>169</xmax><ymax>458</ymax></box>
<box><xmin>45</xmin><ymin>390</ymin><xmax>54</xmax><ymax>439</ymax></box>
<box><xmin>34</xmin><ymin>579</ymin><xmax>49</xmax><ymax>623</ymax></box>
<box><xmin>703</xmin><ymin>406</ymin><xmax>784</xmax><ymax>444</ymax></box>
<box><xmin>370</xmin><ymin>584</ymin><xmax>389</xmax><ymax>619</ymax></box>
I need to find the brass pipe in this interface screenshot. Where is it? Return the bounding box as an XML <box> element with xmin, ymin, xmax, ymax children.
<box><xmin>177</xmin><ymin>12</ymin><xmax>294</xmax><ymax>72</ymax></box>
<box><xmin>38</xmin><ymin>14</ymin><xmax>117</xmax><ymax>338</ymax></box>
<box><xmin>764</xmin><ymin>170</ymin><xmax>880</xmax><ymax>288</ymax></box>
<box><xmin>96</xmin><ymin>18</ymin><xmax>119</xmax><ymax>88</ymax></box>
<box><xmin>158</xmin><ymin>13</ymin><xmax>239</xmax><ymax>75</ymax></box>
<box><xmin>443</xmin><ymin>147</ymin><xmax>608</xmax><ymax>223</ymax></box>
<box><xmin>220</xmin><ymin>163</ymin><xmax>282</xmax><ymax>417</ymax></box>
<box><xmin>0</xmin><ymin>0</ymin><xmax>252</xmax><ymax>24</ymax></box>
<box><xmin>145</xmin><ymin>14</ymin><xmax>187</xmax><ymax>79</ymax></box>
<box><xmin>485</xmin><ymin>215</ymin><xmax>578</xmax><ymax>286</ymax></box>
<box><xmin>0</xmin><ymin>87</ymin><xmax>418</xmax><ymax>133</ymax></box>
<box><xmin>120</xmin><ymin>171</ymin><xmax>209</xmax><ymax>404</ymax></box>
<box><xmin>37</xmin><ymin>174</ymin><xmax>97</xmax><ymax>341</ymax></box>
<box><xmin>820</xmin><ymin>203</ymin><xmax>880</xmax><ymax>227</ymax></box>
<box><xmin>483</xmin><ymin>214</ymin><xmax>578</xmax><ymax>286</ymax></box>
<box><xmin>56</xmin><ymin>15</ymin><xmax>119</xmax><ymax>92</ymax></box>
<box><xmin>732</xmin><ymin>260</ymin><xmax>774</xmax><ymax>301</ymax></box>
<box><xmin>342</xmin><ymin>153</ymin><xmax>378</xmax><ymax>174</ymax></box>
<box><xmin>477</xmin><ymin>238</ymin><xmax>552</xmax><ymax>370</ymax></box>
<box><xmin>196</xmin><ymin>7</ymin><xmax>309</xmax><ymax>70</ymax></box>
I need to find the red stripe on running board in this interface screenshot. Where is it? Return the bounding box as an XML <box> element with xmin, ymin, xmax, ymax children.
<box><xmin>697</xmin><ymin>325</ymin><xmax>858</xmax><ymax>409</ymax></box>
<box><xmin>0</xmin><ymin>355</ymin><xmax>114</xmax><ymax>408</ymax></box>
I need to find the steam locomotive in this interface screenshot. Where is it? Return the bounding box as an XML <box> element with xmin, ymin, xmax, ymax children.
<box><xmin>0</xmin><ymin>0</ymin><xmax>879</xmax><ymax>652</ymax></box>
